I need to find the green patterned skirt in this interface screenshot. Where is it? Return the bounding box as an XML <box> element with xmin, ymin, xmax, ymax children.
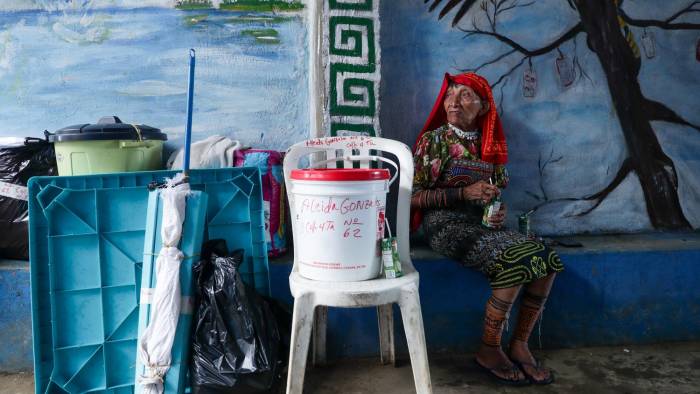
<box><xmin>422</xmin><ymin>208</ymin><xmax>564</xmax><ymax>288</ymax></box>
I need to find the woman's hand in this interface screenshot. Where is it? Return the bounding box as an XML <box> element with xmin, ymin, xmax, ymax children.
<box><xmin>461</xmin><ymin>180</ymin><xmax>501</xmax><ymax>204</ymax></box>
<box><xmin>488</xmin><ymin>202</ymin><xmax>507</xmax><ymax>229</ymax></box>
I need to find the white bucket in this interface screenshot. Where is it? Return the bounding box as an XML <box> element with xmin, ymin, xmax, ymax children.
<box><xmin>289</xmin><ymin>157</ymin><xmax>396</xmax><ymax>281</ymax></box>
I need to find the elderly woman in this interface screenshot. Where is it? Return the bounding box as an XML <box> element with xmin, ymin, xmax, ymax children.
<box><xmin>411</xmin><ymin>72</ymin><xmax>564</xmax><ymax>386</ymax></box>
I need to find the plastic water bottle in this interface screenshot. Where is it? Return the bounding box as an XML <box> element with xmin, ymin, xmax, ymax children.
<box><xmin>482</xmin><ymin>178</ymin><xmax>501</xmax><ymax>228</ymax></box>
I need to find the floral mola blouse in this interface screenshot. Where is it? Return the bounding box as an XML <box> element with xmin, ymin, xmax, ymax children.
<box><xmin>413</xmin><ymin>124</ymin><xmax>508</xmax><ymax>194</ymax></box>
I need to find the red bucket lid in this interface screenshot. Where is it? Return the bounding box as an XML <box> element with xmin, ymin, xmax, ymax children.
<box><xmin>290</xmin><ymin>168</ymin><xmax>390</xmax><ymax>181</ymax></box>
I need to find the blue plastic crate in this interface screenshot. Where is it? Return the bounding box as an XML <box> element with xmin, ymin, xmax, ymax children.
<box><xmin>28</xmin><ymin>169</ymin><xmax>269</xmax><ymax>394</ymax></box>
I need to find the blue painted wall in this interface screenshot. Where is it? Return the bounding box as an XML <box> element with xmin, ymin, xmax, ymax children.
<box><xmin>380</xmin><ymin>0</ymin><xmax>700</xmax><ymax>235</ymax></box>
<box><xmin>0</xmin><ymin>1</ymin><xmax>308</xmax><ymax>151</ymax></box>
<box><xmin>2</xmin><ymin>0</ymin><xmax>699</xmax><ymax>373</ymax></box>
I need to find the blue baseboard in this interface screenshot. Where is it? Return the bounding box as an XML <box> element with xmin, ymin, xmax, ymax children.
<box><xmin>3</xmin><ymin>233</ymin><xmax>700</xmax><ymax>371</ymax></box>
<box><xmin>267</xmin><ymin>233</ymin><xmax>700</xmax><ymax>359</ymax></box>
<box><xmin>0</xmin><ymin>261</ymin><xmax>32</xmax><ymax>372</ymax></box>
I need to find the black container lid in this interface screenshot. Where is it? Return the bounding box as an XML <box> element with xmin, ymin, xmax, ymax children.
<box><xmin>48</xmin><ymin>116</ymin><xmax>167</xmax><ymax>143</ymax></box>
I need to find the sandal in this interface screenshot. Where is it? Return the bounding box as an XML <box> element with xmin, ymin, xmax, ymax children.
<box><xmin>511</xmin><ymin>359</ymin><xmax>555</xmax><ymax>385</ymax></box>
<box><xmin>474</xmin><ymin>358</ymin><xmax>531</xmax><ymax>386</ymax></box>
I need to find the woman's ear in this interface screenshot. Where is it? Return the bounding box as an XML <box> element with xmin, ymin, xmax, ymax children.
<box><xmin>479</xmin><ymin>99</ymin><xmax>490</xmax><ymax>116</ymax></box>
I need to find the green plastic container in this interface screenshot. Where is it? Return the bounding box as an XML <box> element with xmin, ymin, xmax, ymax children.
<box><xmin>49</xmin><ymin>116</ymin><xmax>167</xmax><ymax>175</ymax></box>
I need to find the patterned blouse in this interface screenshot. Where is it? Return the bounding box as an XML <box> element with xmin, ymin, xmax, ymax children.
<box><xmin>412</xmin><ymin>124</ymin><xmax>507</xmax><ymax>209</ymax></box>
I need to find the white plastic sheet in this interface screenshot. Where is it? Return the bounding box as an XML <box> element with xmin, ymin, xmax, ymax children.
<box><xmin>137</xmin><ymin>173</ymin><xmax>190</xmax><ymax>394</ymax></box>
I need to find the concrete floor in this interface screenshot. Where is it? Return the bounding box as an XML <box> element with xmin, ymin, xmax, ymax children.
<box><xmin>0</xmin><ymin>372</ymin><xmax>32</xmax><ymax>394</ymax></box>
<box><xmin>305</xmin><ymin>342</ymin><xmax>700</xmax><ymax>393</ymax></box>
<box><xmin>2</xmin><ymin>342</ymin><xmax>700</xmax><ymax>394</ymax></box>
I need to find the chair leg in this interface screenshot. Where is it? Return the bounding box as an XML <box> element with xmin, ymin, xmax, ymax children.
<box><xmin>286</xmin><ymin>294</ymin><xmax>316</xmax><ymax>394</ymax></box>
<box><xmin>377</xmin><ymin>303</ymin><xmax>395</xmax><ymax>366</ymax></box>
<box><xmin>398</xmin><ymin>285</ymin><xmax>432</xmax><ymax>394</ymax></box>
<box><xmin>312</xmin><ymin>305</ymin><xmax>328</xmax><ymax>367</ymax></box>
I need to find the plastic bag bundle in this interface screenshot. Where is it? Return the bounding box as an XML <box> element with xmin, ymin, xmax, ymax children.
<box><xmin>191</xmin><ymin>240</ymin><xmax>288</xmax><ymax>393</ymax></box>
<box><xmin>0</xmin><ymin>136</ymin><xmax>57</xmax><ymax>260</ymax></box>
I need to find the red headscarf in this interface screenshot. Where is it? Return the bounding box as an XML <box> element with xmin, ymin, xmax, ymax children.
<box><xmin>411</xmin><ymin>72</ymin><xmax>508</xmax><ymax>232</ymax></box>
<box><xmin>413</xmin><ymin>72</ymin><xmax>508</xmax><ymax>164</ymax></box>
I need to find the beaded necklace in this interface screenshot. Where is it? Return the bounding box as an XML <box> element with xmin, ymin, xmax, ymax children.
<box><xmin>448</xmin><ymin>123</ymin><xmax>480</xmax><ymax>140</ymax></box>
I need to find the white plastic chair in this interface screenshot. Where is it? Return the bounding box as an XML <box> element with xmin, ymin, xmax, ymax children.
<box><xmin>283</xmin><ymin>136</ymin><xmax>432</xmax><ymax>394</ymax></box>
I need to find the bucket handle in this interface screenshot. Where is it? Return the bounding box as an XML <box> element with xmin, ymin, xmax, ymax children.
<box><xmin>131</xmin><ymin>124</ymin><xmax>144</xmax><ymax>142</ymax></box>
<box><xmin>310</xmin><ymin>155</ymin><xmax>399</xmax><ymax>186</ymax></box>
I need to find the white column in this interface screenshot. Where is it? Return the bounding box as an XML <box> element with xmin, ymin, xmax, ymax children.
<box><xmin>308</xmin><ymin>0</ymin><xmax>325</xmax><ymax>139</ymax></box>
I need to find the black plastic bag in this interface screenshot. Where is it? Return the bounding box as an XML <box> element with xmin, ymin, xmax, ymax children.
<box><xmin>0</xmin><ymin>135</ymin><xmax>57</xmax><ymax>260</ymax></box>
<box><xmin>191</xmin><ymin>240</ymin><xmax>289</xmax><ymax>393</ymax></box>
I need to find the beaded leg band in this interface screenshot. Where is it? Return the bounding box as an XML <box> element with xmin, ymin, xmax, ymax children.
<box><xmin>482</xmin><ymin>295</ymin><xmax>514</xmax><ymax>347</ymax></box>
<box><xmin>513</xmin><ymin>291</ymin><xmax>547</xmax><ymax>343</ymax></box>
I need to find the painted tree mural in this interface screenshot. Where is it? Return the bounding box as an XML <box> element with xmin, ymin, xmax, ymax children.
<box><xmin>425</xmin><ymin>0</ymin><xmax>700</xmax><ymax>229</ymax></box>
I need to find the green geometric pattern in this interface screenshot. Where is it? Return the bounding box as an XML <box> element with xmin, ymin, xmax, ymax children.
<box><xmin>326</xmin><ymin>0</ymin><xmax>380</xmax><ymax>137</ymax></box>
<box><xmin>330</xmin><ymin>122</ymin><xmax>376</xmax><ymax>136</ymax></box>
<box><xmin>329</xmin><ymin>0</ymin><xmax>373</xmax><ymax>11</ymax></box>
<box><xmin>329</xmin><ymin>16</ymin><xmax>375</xmax><ymax>68</ymax></box>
